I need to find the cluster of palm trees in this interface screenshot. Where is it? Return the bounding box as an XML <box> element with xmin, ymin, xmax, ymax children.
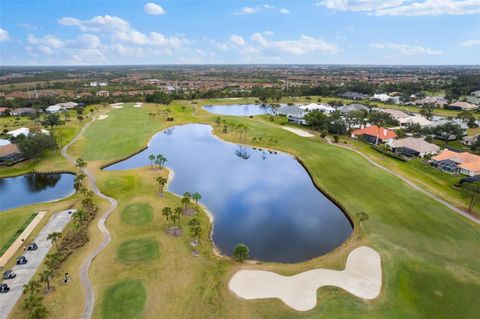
<box><xmin>161</xmin><ymin>191</ymin><xmax>202</xmax><ymax>240</ymax></box>
<box><xmin>148</xmin><ymin>154</ymin><xmax>167</xmax><ymax>169</ymax></box>
<box><xmin>23</xmin><ymin>279</ymin><xmax>48</xmax><ymax>318</ymax></box>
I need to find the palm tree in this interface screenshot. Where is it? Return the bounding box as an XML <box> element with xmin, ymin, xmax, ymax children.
<box><xmin>155</xmin><ymin>154</ymin><xmax>167</xmax><ymax>169</ymax></box>
<box><xmin>188</xmin><ymin>217</ymin><xmax>202</xmax><ymax>245</ymax></box>
<box><xmin>192</xmin><ymin>192</ymin><xmax>202</xmax><ymax>208</ymax></box>
<box><xmin>73</xmin><ymin>173</ymin><xmax>85</xmax><ymax>191</ymax></box>
<box><xmin>45</xmin><ymin>253</ymin><xmax>60</xmax><ymax>270</ymax></box>
<box><xmin>23</xmin><ymin>279</ymin><xmax>42</xmax><ymax>295</ymax></box>
<box><xmin>148</xmin><ymin>154</ymin><xmax>155</xmax><ymax>169</ymax></box>
<box><xmin>75</xmin><ymin>158</ymin><xmax>86</xmax><ymax>170</ymax></box>
<box><xmin>47</xmin><ymin>232</ymin><xmax>62</xmax><ymax>250</ymax></box>
<box><xmin>39</xmin><ymin>269</ymin><xmax>53</xmax><ymax>291</ymax></box>
<box><xmin>182</xmin><ymin>192</ymin><xmax>191</xmax><ymax>212</ymax></box>
<box><xmin>155</xmin><ymin>176</ymin><xmax>168</xmax><ymax>196</ymax></box>
<box><xmin>162</xmin><ymin>206</ymin><xmax>172</xmax><ymax>223</ymax></box>
<box><xmin>172</xmin><ymin>207</ymin><xmax>183</xmax><ymax>235</ymax></box>
<box><xmin>72</xmin><ymin>210</ymin><xmax>86</xmax><ymax>230</ymax></box>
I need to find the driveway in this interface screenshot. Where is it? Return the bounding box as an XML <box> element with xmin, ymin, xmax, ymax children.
<box><xmin>0</xmin><ymin>210</ymin><xmax>75</xmax><ymax>319</ymax></box>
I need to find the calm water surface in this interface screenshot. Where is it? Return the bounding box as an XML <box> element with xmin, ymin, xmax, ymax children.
<box><xmin>106</xmin><ymin>124</ymin><xmax>352</xmax><ymax>263</ymax></box>
<box><xmin>0</xmin><ymin>173</ymin><xmax>75</xmax><ymax>211</ymax></box>
<box><xmin>203</xmin><ymin>104</ymin><xmax>271</xmax><ymax>116</ymax></box>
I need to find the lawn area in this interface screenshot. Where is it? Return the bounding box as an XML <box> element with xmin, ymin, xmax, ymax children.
<box><xmin>67</xmin><ymin>101</ymin><xmax>480</xmax><ymax>318</ymax></box>
<box><xmin>0</xmin><ymin>210</ymin><xmax>36</xmax><ymax>255</ymax></box>
<box><xmin>5</xmin><ymin>99</ymin><xmax>480</xmax><ymax>319</ymax></box>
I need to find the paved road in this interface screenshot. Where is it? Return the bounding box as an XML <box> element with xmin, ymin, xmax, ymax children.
<box><xmin>325</xmin><ymin>137</ymin><xmax>480</xmax><ymax>225</ymax></box>
<box><xmin>61</xmin><ymin>115</ymin><xmax>118</xmax><ymax>319</ymax></box>
<box><xmin>0</xmin><ymin>210</ymin><xmax>75</xmax><ymax>319</ymax></box>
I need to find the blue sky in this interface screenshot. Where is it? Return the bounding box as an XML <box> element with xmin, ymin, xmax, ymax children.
<box><xmin>0</xmin><ymin>0</ymin><xmax>479</xmax><ymax>65</ymax></box>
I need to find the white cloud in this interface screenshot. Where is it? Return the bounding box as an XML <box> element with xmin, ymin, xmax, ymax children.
<box><xmin>229</xmin><ymin>34</ymin><xmax>246</xmax><ymax>46</ymax></box>
<box><xmin>235</xmin><ymin>6</ymin><xmax>257</xmax><ymax>15</ymax></box>
<box><xmin>279</xmin><ymin>8</ymin><xmax>291</xmax><ymax>14</ymax></box>
<box><xmin>371</xmin><ymin>43</ymin><xmax>442</xmax><ymax>55</ymax></box>
<box><xmin>0</xmin><ymin>28</ymin><xmax>10</xmax><ymax>42</ymax></box>
<box><xmin>317</xmin><ymin>0</ymin><xmax>480</xmax><ymax>16</ymax></box>
<box><xmin>58</xmin><ymin>15</ymin><xmax>187</xmax><ymax>48</ymax></box>
<box><xmin>144</xmin><ymin>2</ymin><xmax>166</xmax><ymax>15</ymax></box>
<box><xmin>263</xmin><ymin>30</ymin><xmax>275</xmax><ymax>36</ymax></box>
<box><xmin>462</xmin><ymin>39</ymin><xmax>480</xmax><ymax>47</ymax></box>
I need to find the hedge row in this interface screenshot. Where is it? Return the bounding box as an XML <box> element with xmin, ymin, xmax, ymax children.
<box><xmin>371</xmin><ymin>145</ymin><xmax>407</xmax><ymax>162</ymax></box>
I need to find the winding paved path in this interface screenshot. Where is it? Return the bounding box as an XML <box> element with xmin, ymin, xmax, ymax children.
<box><xmin>325</xmin><ymin>137</ymin><xmax>480</xmax><ymax>225</ymax></box>
<box><xmin>61</xmin><ymin>116</ymin><xmax>118</xmax><ymax>319</ymax></box>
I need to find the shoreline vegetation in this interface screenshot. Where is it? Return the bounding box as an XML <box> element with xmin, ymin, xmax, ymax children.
<box><xmin>2</xmin><ymin>100</ymin><xmax>479</xmax><ymax>319</ymax></box>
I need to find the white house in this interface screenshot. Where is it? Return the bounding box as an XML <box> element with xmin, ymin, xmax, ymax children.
<box><xmin>299</xmin><ymin>103</ymin><xmax>336</xmax><ymax>114</ymax></box>
<box><xmin>7</xmin><ymin>127</ymin><xmax>50</xmax><ymax>138</ymax></box>
<box><xmin>372</xmin><ymin>93</ymin><xmax>392</xmax><ymax>102</ymax></box>
<box><xmin>46</xmin><ymin>104</ymin><xmax>64</xmax><ymax>113</ymax></box>
<box><xmin>398</xmin><ymin>115</ymin><xmax>432</xmax><ymax>127</ymax></box>
<box><xmin>57</xmin><ymin>102</ymin><xmax>79</xmax><ymax>109</ymax></box>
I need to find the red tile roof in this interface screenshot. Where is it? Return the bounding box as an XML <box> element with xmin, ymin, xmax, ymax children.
<box><xmin>352</xmin><ymin>125</ymin><xmax>397</xmax><ymax>140</ymax></box>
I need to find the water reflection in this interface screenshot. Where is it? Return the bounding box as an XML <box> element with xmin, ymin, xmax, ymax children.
<box><xmin>105</xmin><ymin>124</ymin><xmax>352</xmax><ymax>263</ymax></box>
<box><xmin>0</xmin><ymin>173</ymin><xmax>75</xmax><ymax>211</ymax></box>
<box><xmin>203</xmin><ymin>104</ymin><xmax>272</xmax><ymax>116</ymax></box>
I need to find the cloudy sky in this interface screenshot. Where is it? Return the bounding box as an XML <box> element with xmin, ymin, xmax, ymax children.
<box><xmin>1</xmin><ymin>0</ymin><xmax>479</xmax><ymax>65</ymax></box>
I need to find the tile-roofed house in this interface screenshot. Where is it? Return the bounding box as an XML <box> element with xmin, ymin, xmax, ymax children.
<box><xmin>339</xmin><ymin>103</ymin><xmax>369</xmax><ymax>113</ymax></box>
<box><xmin>398</xmin><ymin>115</ymin><xmax>432</xmax><ymax>127</ymax></box>
<box><xmin>0</xmin><ymin>144</ymin><xmax>22</xmax><ymax>165</ymax></box>
<box><xmin>431</xmin><ymin>149</ymin><xmax>480</xmax><ymax>176</ymax></box>
<box><xmin>462</xmin><ymin>134</ymin><xmax>480</xmax><ymax>146</ymax></box>
<box><xmin>376</xmin><ymin>108</ymin><xmax>409</xmax><ymax>119</ymax></box>
<box><xmin>351</xmin><ymin>125</ymin><xmax>397</xmax><ymax>145</ymax></box>
<box><xmin>57</xmin><ymin>102</ymin><xmax>79</xmax><ymax>109</ymax></box>
<box><xmin>388</xmin><ymin>137</ymin><xmax>440</xmax><ymax>157</ymax></box>
<box><xmin>446</xmin><ymin>101</ymin><xmax>478</xmax><ymax>111</ymax></box>
<box><xmin>414</xmin><ymin>96</ymin><xmax>448</xmax><ymax>107</ymax></box>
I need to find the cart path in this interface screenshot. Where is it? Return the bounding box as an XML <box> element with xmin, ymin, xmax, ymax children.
<box><xmin>325</xmin><ymin>137</ymin><xmax>480</xmax><ymax>225</ymax></box>
<box><xmin>61</xmin><ymin>115</ymin><xmax>118</xmax><ymax>319</ymax></box>
<box><xmin>0</xmin><ymin>210</ymin><xmax>75</xmax><ymax>319</ymax></box>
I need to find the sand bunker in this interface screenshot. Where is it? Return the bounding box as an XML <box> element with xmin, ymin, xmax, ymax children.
<box><xmin>229</xmin><ymin>246</ymin><xmax>382</xmax><ymax>311</ymax></box>
<box><xmin>111</xmin><ymin>103</ymin><xmax>124</xmax><ymax>109</ymax></box>
<box><xmin>98</xmin><ymin>115</ymin><xmax>109</xmax><ymax>120</ymax></box>
<box><xmin>133</xmin><ymin>103</ymin><xmax>143</xmax><ymax>108</ymax></box>
<box><xmin>282</xmin><ymin>127</ymin><xmax>314</xmax><ymax>137</ymax></box>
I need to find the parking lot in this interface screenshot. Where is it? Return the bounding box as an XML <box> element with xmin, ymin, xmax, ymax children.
<box><xmin>0</xmin><ymin>210</ymin><xmax>74</xmax><ymax>319</ymax></box>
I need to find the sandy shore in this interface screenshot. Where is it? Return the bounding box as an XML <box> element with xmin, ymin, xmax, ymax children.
<box><xmin>98</xmin><ymin>115</ymin><xmax>109</xmax><ymax>120</ymax></box>
<box><xmin>229</xmin><ymin>246</ymin><xmax>382</xmax><ymax>311</ymax></box>
<box><xmin>282</xmin><ymin>127</ymin><xmax>314</xmax><ymax>137</ymax></box>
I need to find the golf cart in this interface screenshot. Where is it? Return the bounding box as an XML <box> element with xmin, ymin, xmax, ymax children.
<box><xmin>16</xmin><ymin>256</ymin><xmax>28</xmax><ymax>265</ymax></box>
<box><xmin>27</xmin><ymin>243</ymin><xmax>38</xmax><ymax>251</ymax></box>
<box><xmin>0</xmin><ymin>283</ymin><xmax>10</xmax><ymax>293</ymax></box>
<box><xmin>3</xmin><ymin>270</ymin><xmax>16</xmax><ymax>280</ymax></box>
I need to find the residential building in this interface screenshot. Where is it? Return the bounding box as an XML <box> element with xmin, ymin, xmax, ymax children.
<box><xmin>276</xmin><ymin>105</ymin><xmax>306</xmax><ymax>125</ymax></box>
<box><xmin>339</xmin><ymin>103</ymin><xmax>369</xmax><ymax>113</ymax></box>
<box><xmin>388</xmin><ymin>137</ymin><xmax>439</xmax><ymax>157</ymax></box>
<box><xmin>414</xmin><ymin>96</ymin><xmax>448</xmax><ymax>107</ymax></box>
<box><xmin>7</xmin><ymin>127</ymin><xmax>49</xmax><ymax>138</ymax></box>
<box><xmin>299</xmin><ymin>103</ymin><xmax>336</xmax><ymax>114</ymax></box>
<box><xmin>57</xmin><ymin>102</ymin><xmax>79</xmax><ymax>109</ymax></box>
<box><xmin>398</xmin><ymin>115</ymin><xmax>432</xmax><ymax>127</ymax></box>
<box><xmin>10</xmin><ymin>108</ymin><xmax>36</xmax><ymax>116</ymax></box>
<box><xmin>431</xmin><ymin>149</ymin><xmax>480</xmax><ymax>176</ymax></box>
<box><xmin>0</xmin><ymin>144</ymin><xmax>22</xmax><ymax>164</ymax></box>
<box><xmin>446</xmin><ymin>101</ymin><xmax>478</xmax><ymax>111</ymax></box>
<box><xmin>462</xmin><ymin>134</ymin><xmax>480</xmax><ymax>146</ymax></box>
<box><xmin>427</xmin><ymin>119</ymin><xmax>468</xmax><ymax>140</ymax></box>
<box><xmin>340</xmin><ymin>92</ymin><xmax>370</xmax><ymax>100</ymax></box>
<box><xmin>46</xmin><ymin>104</ymin><xmax>63</xmax><ymax>113</ymax></box>
<box><xmin>376</xmin><ymin>108</ymin><xmax>409</xmax><ymax>119</ymax></box>
<box><xmin>96</xmin><ymin>90</ymin><xmax>110</xmax><ymax>97</ymax></box>
<box><xmin>351</xmin><ymin>125</ymin><xmax>397</xmax><ymax>144</ymax></box>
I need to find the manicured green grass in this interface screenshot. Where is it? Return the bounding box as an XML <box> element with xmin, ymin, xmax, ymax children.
<box><xmin>100</xmin><ymin>279</ymin><xmax>147</xmax><ymax>319</ymax></box>
<box><xmin>31</xmin><ymin>99</ymin><xmax>480</xmax><ymax>319</ymax></box>
<box><xmin>117</xmin><ymin>238</ymin><xmax>159</xmax><ymax>263</ymax></box>
<box><xmin>81</xmin><ymin>105</ymin><xmax>163</xmax><ymax>161</ymax></box>
<box><xmin>0</xmin><ymin>212</ymin><xmax>37</xmax><ymax>255</ymax></box>
<box><xmin>121</xmin><ymin>203</ymin><xmax>153</xmax><ymax>225</ymax></box>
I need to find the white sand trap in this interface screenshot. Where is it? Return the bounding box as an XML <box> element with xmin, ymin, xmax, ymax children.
<box><xmin>110</xmin><ymin>103</ymin><xmax>124</xmax><ymax>109</ymax></box>
<box><xmin>98</xmin><ymin>115</ymin><xmax>109</xmax><ymax>120</ymax></box>
<box><xmin>133</xmin><ymin>103</ymin><xmax>143</xmax><ymax>108</ymax></box>
<box><xmin>229</xmin><ymin>246</ymin><xmax>382</xmax><ymax>311</ymax></box>
<box><xmin>282</xmin><ymin>127</ymin><xmax>314</xmax><ymax>137</ymax></box>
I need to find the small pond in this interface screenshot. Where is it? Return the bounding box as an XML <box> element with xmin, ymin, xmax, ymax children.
<box><xmin>203</xmin><ymin>104</ymin><xmax>272</xmax><ymax>116</ymax></box>
<box><xmin>0</xmin><ymin>173</ymin><xmax>75</xmax><ymax>211</ymax></box>
<box><xmin>105</xmin><ymin>124</ymin><xmax>352</xmax><ymax>263</ymax></box>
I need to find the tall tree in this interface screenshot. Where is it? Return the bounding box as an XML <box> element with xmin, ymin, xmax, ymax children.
<box><xmin>156</xmin><ymin>176</ymin><xmax>168</xmax><ymax>196</ymax></box>
<box><xmin>39</xmin><ymin>269</ymin><xmax>53</xmax><ymax>291</ymax></box>
<box><xmin>188</xmin><ymin>217</ymin><xmax>202</xmax><ymax>245</ymax></box>
<box><xmin>47</xmin><ymin>232</ymin><xmax>62</xmax><ymax>250</ymax></box>
<box><xmin>162</xmin><ymin>206</ymin><xmax>172</xmax><ymax>223</ymax></box>
<box><xmin>192</xmin><ymin>192</ymin><xmax>202</xmax><ymax>208</ymax></box>
<box><xmin>148</xmin><ymin>154</ymin><xmax>155</xmax><ymax>169</ymax></box>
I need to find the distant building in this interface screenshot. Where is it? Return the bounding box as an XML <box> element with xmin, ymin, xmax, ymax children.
<box><xmin>414</xmin><ymin>96</ymin><xmax>448</xmax><ymax>107</ymax></box>
<box><xmin>299</xmin><ymin>103</ymin><xmax>336</xmax><ymax>114</ymax></box>
<box><xmin>276</xmin><ymin>105</ymin><xmax>306</xmax><ymax>125</ymax></box>
<box><xmin>339</xmin><ymin>103</ymin><xmax>369</xmax><ymax>113</ymax></box>
<box><xmin>388</xmin><ymin>137</ymin><xmax>439</xmax><ymax>157</ymax></box>
<box><xmin>10</xmin><ymin>108</ymin><xmax>36</xmax><ymax>116</ymax></box>
<box><xmin>46</xmin><ymin>104</ymin><xmax>63</xmax><ymax>113</ymax></box>
<box><xmin>0</xmin><ymin>144</ymin><xmax>22</xmax><ymax>165</ymax></box>
<box><xmin>446</xmin><ymin>101</ymin><xmax>478</xmax><ymax>111</ymax></box>
<box><xmin>340</xmin><ymin>92</ymin><xmax>370</xmax><ymax>100</ymax></box>
<box><xmin>376</xmin><ymin>108</ymin><xmax>409</xmax><ymax>120</ymax></box>
<box><xmin>57</xmin><ymin>102</ymin><xmax>79</xmax><ymax>109</ymax></box>
<box><xmin>398</xmin><ymin>115</ymin><xmax>432</xmax><ymax>127</ymax></box>
<box><xmin>351</xmin><ymin>125</ymin><xmax>397</xmax><ymax>144</ymax></box>
<box><xmin>462</xmin><ymin>134</ymin><xmax>480</xmax><ymax>146</ymax></box>
<box><xmin>96</xmin><ymin>90</ymin><xmax>110</xmax><ymax>97</ymax></box>
<box><xmin>7</xmin><ymin>127</ymin><xmax>49</xmax><ymax>138</ymax></box>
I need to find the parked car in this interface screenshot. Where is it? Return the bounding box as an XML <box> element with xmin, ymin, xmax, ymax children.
<box><xmin>3</xmin><ymin>270</ymin><xmax>16</xmax><ymax>280</ymax></box>
<box><xmin>27</xmin><ymin>243</ymin><xmax>38</xmax><ymax>251</ymax></box>
<box><xmin>16</xmin><ymin>256</ymin><xmax>27</xmax><ymax>265</ymax></box>
<box><xmin>0</xmin><ymin>283</ymin><xmax>10</xmax><ymax>293</ymax></box>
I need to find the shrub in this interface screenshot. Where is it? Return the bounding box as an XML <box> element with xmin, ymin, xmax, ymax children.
<box><xmin>320</xmin><ymin>130</ymin><xmax>328</xmax><ymax>138</ymax></box>
<box><xmin>233</xmin><ymin>243</ymin><xmax>249</xmax><ymax>262</ymax></box>
<box><xmin>333</xmin><ymin>135</ymin><xmax>340</xmax><ymax>143</ymax></box>
<box><xmin>371</xmin><ymin>145</ymin><xmax>407</xmax><ymax>162</ymax></box>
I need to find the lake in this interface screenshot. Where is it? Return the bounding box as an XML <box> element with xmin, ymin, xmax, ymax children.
<box><xmin>203</xmin><ymin>104</ymin><xmax>272</xmax><ymax>116</ymax></box>
<box><xmin>105</xmin><ymin>124</ymin><xmax>352</xmax><ymax>263</ymax></box>
<box><xmin>0</xmin><ymin>173</ymin><xmax>75</xmax><ymax>211</ymax></box>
